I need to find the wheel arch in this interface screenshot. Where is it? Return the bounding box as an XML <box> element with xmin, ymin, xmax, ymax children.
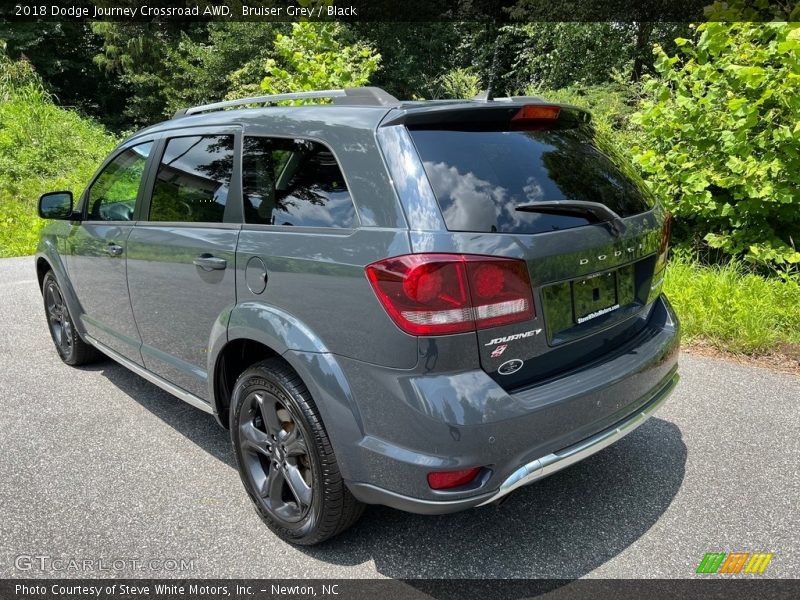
<box><xmin>208</xmin><ymin>305</ymin><xmax>364</xmax><ymax>481</ymax></box>
<box><xmin>36</xmin><ymin>256</ymin><xmax>51</xmax><ymax>291</ymax></box>
<box><xmin>35</xmin><ymin>252</ymin><xmax>87</xmax><ymax>338</ymax></box>
<box><xmin>211</xmin><ymin>345</ymin><xmax>363</xmax><ymax>482</ymax></box>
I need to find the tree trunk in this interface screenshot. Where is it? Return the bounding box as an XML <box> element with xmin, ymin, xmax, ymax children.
<box><xmin>631</xmin><ymin>22</ymin><xmax>653</xmax><ymax>82</ymax></box>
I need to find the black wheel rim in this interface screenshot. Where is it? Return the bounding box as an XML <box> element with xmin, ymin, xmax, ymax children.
<box><xmin>45</xmin><ymin>281</ymin><xmax>72</xmax><ymax>356</ymax></box>
<box><xmin>238</xmin><ymin>390</ymin><xmax>313</xmax><ymax>523</ymax></box>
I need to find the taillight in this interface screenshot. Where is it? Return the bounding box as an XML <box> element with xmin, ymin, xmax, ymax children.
<box><xmin>660</xmin><ymin>212</ymin><xmax>673</xmax><ymax>256</ymax></box>
<box><xmin>511</xmin><ymin>104</ymin><xmax>560</xmax><ymax>130</ymax></box>
<box><xmin>427</xmin><ymin>467</ymin><xmax>482</xmax><ymax>490</ymax></box>
<box><xmin>365</xmin><ymin>254</ymin><xmax>534</xmax><ymax>336</ymax></box>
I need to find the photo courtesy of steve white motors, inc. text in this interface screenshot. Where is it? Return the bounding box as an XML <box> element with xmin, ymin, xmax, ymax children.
<box><xmin>12</xmin><ymin>3</ymin><xmax>360</xmax><ymax>18</ymax></box>
<box><xmin>14</xmin><ymin>583</ymin><xmax>340</xmax><ymax>597</ymax></box>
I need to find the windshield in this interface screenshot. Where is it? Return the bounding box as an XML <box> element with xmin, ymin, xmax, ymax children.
<box><xmin>408</xmin><ymin>125</ymin><xmax>654</xmax><ymax>234</ymax></box>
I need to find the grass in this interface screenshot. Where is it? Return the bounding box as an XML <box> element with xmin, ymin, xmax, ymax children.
<box><xmin>0</xmin><ymin>54</ymin><xmax>117</xmax><ymax>258</ymax></box>
<box><xmin>664</xmin><ymin>257</ymin><xmax>800</xmax><ymax>355</ymax></box>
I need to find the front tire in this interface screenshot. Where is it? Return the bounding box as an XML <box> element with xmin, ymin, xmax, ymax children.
<box><xmin>230</xmin><ymin>358</ymin><xmax>364</xmax><ymax>545</ymax></box>
<box><xmin>42</xmin><ymin>271</ymin><xmax>101</xmax><ymax>366</ymax></box>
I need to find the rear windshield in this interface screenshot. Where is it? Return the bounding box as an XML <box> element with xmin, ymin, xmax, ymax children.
<box><xmin>408</xmin><ymin>125</ymin><xmax>654</xmax><ymax>234</ymax></box>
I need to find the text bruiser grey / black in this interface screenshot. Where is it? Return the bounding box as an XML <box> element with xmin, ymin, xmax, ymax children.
<box><xmin>35</xmin><ymin>87</ymin><xmax>680</xmax><ymax>544</ymax></box>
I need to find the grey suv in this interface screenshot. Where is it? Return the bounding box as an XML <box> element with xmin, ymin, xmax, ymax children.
<box><xmin>35</xmin><ymin>87</ymin><xmax>680</xmax><ymax>544</ymax></box>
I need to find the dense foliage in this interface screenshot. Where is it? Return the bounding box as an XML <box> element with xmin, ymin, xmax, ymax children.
<box><xmin>0</xmin><ymin>49</ymin><xmax>117</xmax><ymax>257</ymax></box>
<box><xmin>236</xmin><ymin>23</ymin><xmax>381</xmax><ymax>99</ymax></box>
<box><xmin>1</xmin><ymin>19</ymin><xmax>798</xmax><ymax>274</ymax></box>
<box><xmin>633</xmin><ymin>21</ymin><xmax>800</xmax><ymax>269</ymax></box>
<box><xmin>0</xmin><ymin>22</ymin><xmax>128</xmax><ymax>127</ymax></box>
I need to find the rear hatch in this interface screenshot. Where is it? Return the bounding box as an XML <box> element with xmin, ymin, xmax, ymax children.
<box><xmin>402</xmin><ymin>102</ymin><xmax>670</xmax><ymax>390</ymax></box>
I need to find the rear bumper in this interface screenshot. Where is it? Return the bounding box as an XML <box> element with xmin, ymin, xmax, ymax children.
<box><xmin>477</xmin><ymin>369</ymin><xmax>678</xmax><ymax>506</ymax></box>
<box><xmin>348</xmin><ymin>369</ymin><xmax>677</xmax><ymax>514</ymax></box>
<box><xmin>331</xmin><ymin>294</ymin><xmax>681</xmax><ymax>514</ymax></box>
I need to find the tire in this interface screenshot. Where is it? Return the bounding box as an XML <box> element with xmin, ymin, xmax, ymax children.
<box><xmin>41</xmin><ymin>271</ymin><xmax>102</xmax><ymax>366</ymax></box>
<box><xmin>230</xmin><ymin>357</ymin><xmax>364</xmax><ymax>545</ymax></box>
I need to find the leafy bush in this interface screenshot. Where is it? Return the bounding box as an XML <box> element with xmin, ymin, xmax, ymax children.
<box><xmin>435</xmin><ymin>67</ymin><xmax>482</xmax><ymax>99</ymax></box>
<box><xmin>632</xmin><ymin>21</ymin><xmax>800</xmax><ymax>269</ymax></box>
<box><xmin>0</xmin><ymin>49</ymin><xmax>116</xmax><ymax>257</ymax></box>
<box><xmin>229</xmin><ymin>23</ymin><xmax>380</xmax><ymax>100</ymax></box>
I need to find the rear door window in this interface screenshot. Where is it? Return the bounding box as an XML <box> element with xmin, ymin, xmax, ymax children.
<box><xmin>242</xmin><ymin>137</ymin><xmax>356</xmax><ymax>228</ymax></box>
<box><xmin>408</xmin><ymin>125</ymin><xmax>654</xmax><ymax>234</ymax></box>
<box><xmin>149</xmin><ymin>135</ymin><xmax>234</xmax><ymax>223</ymax></box>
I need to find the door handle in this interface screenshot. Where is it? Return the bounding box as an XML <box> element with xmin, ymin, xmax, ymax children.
<box><xmin>193</xmin><ymin>254</ymin><xmax>228</xmax><ymax>271</ymax></box>
<box><xmin>106</xmin><ymin>243</ymin><xmax>124</xmax><ymax>256</ymax></box>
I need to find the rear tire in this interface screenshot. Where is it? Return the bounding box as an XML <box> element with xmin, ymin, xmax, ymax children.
<box><xmin>42</xmin><ymin>271</ymin><xmax>101</xmax><ymax>366</ymax></box>
<box><xmin>230</xmin><ymin>357</ymin><xmax>364</xmax><ymax>545</ymax></box>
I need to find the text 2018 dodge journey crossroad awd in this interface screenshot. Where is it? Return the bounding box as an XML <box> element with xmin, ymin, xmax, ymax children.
<box><xmin>35</xmin><ymin>87</ymin><xmax>680</xmax><ymax>544</ymax></box>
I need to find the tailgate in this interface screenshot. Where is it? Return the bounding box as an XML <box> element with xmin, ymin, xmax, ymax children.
<box><xmin>401</xmin><ymin>105</ymin><xmax>671</xmax><ymax>390</ymax></box>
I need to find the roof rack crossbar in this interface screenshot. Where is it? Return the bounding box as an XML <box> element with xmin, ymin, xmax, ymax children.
<box><xmin>174</xmin><ymin>87</ymin><xmax>399</xmax><ymax>118</ymax></box>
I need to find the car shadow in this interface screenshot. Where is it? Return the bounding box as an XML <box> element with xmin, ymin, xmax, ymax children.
<box><xmin>82</xmin><ymin>357</ymin><xmax>235</xmax><ymax>466</ymax></box>
<box><xmin>88</xmin><ymin>357</ymin><xmax>687</xmax><ymax>584</ymax></box>
<box><xmin>307</xmin><ymin>417</ymin><xmax>686</xmax><ymax>582</ymax></box>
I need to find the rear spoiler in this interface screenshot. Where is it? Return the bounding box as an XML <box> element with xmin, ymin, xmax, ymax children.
<box><xmin>379</xmin><ymin>101</ymin><xmax>592</xmax><ymax>128</ymax></box>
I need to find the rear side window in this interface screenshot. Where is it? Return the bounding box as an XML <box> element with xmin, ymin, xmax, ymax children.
<box><xmin>87</xmin><ymin>142</ymin><xmax>152</xmax><ymax>221</ymax></box>
<box><xmin>149</xmin><ymin>135</ymin><xmax>234</xmax><ymax>223</ymax></box>
<box><xmin>408</xmin><ymin>125</ymin><xmax>654</xmax><ymax>234</ymax></box>
<box><xmin>242</xmin><ymin>137</ymin><xmax>355</xmax><ymax>228</ymax></box>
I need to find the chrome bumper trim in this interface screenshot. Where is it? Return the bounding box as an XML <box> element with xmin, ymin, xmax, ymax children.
<box><xmin>477</xmin><ymin>371</ymin><xmax>679</xmax><ymax>506</ymax></box>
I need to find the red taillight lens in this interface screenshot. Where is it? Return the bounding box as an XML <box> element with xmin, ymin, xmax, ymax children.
<box><xmin>660</xmin><ymin>212</ymin><xmax>673</xmax><ymax>256</ymax></box>
<box><xmin>427</xmin><ymin>467</ymin><xmax>482</xmax><ymax>490</ymax></box>
<box><xmin>365</xmin><ymin>254</ymin><xmax>534</xmax><ymax>336</ymax></box>
<box><xmin>366</xmin><ymin>255</ymin><xmax>472</xmax><ymax>335</ymax></box>
<box><xmin>511</xmin><ymin>104</ymin><xmax>561</xmax><ymax>130</ymax></box>
<box><xmin>465</xmin><ymin>259</ymin><xmax>534</xmax><ymax>329</ymax></box>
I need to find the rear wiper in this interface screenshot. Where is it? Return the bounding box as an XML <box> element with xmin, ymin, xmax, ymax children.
<box><xmin>515</xmin><ymin>200</ymin><xmax>627</xmax><ymax>236</ymax></box>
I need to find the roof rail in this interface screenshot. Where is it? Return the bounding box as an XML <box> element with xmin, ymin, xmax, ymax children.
<box><xmin>173</xmin><ymin>87</ymin><xmax>399</xmax><ymax>118</ymax></box>
<box><xmin>493</xmin><ymin>95</ymin><xmax>545</xmax><ymax>103</ymax></box>
<box><xmin>332</xmin><ymin>87</ymin><xmax>400</xmax><ymax>107</ymax></box>
<box><xmin>471</xmin><ymin>93</ymin><xmax>546</xmax><ymax>103</ymax></box>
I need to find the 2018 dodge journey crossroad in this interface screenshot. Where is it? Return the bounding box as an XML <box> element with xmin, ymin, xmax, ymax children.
<box><xmin>35</xmin><ymin>87</ymin><xmax>680</xmax><ymax>544</ymax></box>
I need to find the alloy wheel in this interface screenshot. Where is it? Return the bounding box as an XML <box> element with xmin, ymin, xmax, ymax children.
<box><xmin>45</xmin><ymin>281</ymin><xmax>73</xmax><ymax>357</ymax></box>
<box><xmin>237</xmin><ymin>390</ymin><xmax>313</xmax><ymax>523</ymax></box>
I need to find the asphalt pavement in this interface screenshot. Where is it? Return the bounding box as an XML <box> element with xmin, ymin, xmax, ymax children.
<box><xmin>1</xmin><ymin>256</ymin><xmax>797</xmax><ymax>579</ymax></box>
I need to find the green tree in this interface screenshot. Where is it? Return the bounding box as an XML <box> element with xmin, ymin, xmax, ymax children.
<box><xmin>503</xmin><ymin>23</ymin><xmax>691</xmax><ymax>91</ymax></box>
<box><xmin>91</xmin><ymin>21</ymin><xmax>208</xmax><ymax>127</ymax></box>
<box><xmin>351</xmin><ymin>22</ymin><xmax>466</xmax><ymax>99</ymax></box>
<box><xmin>435</xmin><ymin>67</ymin><xmax>482</xmax><ymax>99</ymax></box>
<box><xmin>0</xmin><ymin>22</ymin><xmax>129</xmax><ymax>128</ymax></box>
<box><xmin>163</xmin><ymin>23</ymin><xmax>288</xmax><ymax>113</ymax></box>
<box><xmin>230</xmin><ymin>23</ymin><xmax>380</xmax><ymax>100</ymax></box>
<box><xmin>633</xmin><ymin>21</ymin><xmax>800</xmax><ymax>268</ymax></box>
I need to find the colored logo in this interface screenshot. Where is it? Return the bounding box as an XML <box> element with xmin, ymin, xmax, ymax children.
<box><xmin>696</xmin><ymin>552</ymin><xmax>773</xmax><ymax>575</ymax></box>
<box><xmin>490</xmin><ymin>344</ymin><xmax>507</xmax><ymax>358</ymax></box>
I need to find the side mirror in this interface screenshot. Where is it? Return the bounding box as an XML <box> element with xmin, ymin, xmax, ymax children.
<box><xmin>38</xmin><ymin>191</ymin><xmax>74</xmax><ymax>220</ymax></box>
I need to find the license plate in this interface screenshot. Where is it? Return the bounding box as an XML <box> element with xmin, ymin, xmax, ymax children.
<box><xmin>573</xmin><ymin>271</ymin><xmax>619</xmax><ymax>324</ymax></box>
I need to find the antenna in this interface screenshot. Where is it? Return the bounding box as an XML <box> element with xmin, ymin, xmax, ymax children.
<box><xmin>474</xmin><ymin>28</ymin><xmax>503</xmax><ymax>102</ymax></box>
